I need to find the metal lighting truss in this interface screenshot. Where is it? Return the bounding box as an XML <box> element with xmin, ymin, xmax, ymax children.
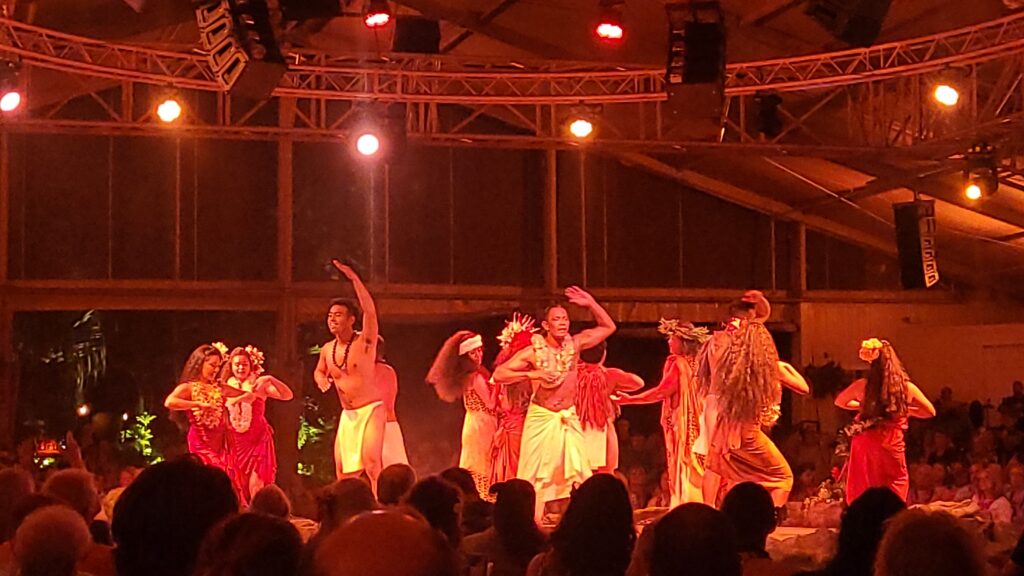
<box><xmin>2</xmin><ymin>13</ymin><xmax>1024</xmax><ymax>153</ymax></box>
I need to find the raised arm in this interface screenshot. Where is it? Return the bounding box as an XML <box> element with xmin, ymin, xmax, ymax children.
<box><xmin>164</xmin><ymin>382</ymin><xmax>205</xmax><ymax>411</ymax></box>
<box><xmin>255</xmin><ymin>374</ymin><xmax>294</xmax><ymax>401</ymax></box>
<box><xmin>907</xmin><ymin>382</ymin><xmax>937</xmax><ymax>419</ymax></box>
<box><xmin>314</xmin><ymin>348</ymin><xmax>332</xmax><ymax>393</ymax></box>
<box><xmin>332</xmin><ymin>259</ymin><xmax>379</xmax><ymax>346</ymax></box>
<box><xmin>835</xmin><ymin>378</ymin><xmax>866</xmax><ymax>411</ymax></box>
<box><xmin>566</xmin><ymin>286</ymin><xmax>616</xmax><ymax>351</ymax></box>
<box><xmin>494</xmin><ymin>346</ymin><xmax>536</xmax><ymax>385</ymax></box>
<box><xmin>778</xmin><ymin>361</ymin><xmax>809</xmax><ymax>395</ymax></box>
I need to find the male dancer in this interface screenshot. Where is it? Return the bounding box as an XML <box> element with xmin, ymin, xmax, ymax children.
<box><xmin>493</xmin><ymin>286</ymin><xmax>616</xmax><ymax>520</ymax></box>
<box><xmin>376</xmin><ymin>337</ymin><xmax>409</xmax><ymax>467</ymax></box>
<box><xmin>695</xmin><ymin>290</ymin><xmax>809</xmax><ymax>507</ymax></box>
<box><xmin>314</xmin><ymin>260</ymin><xmax>384</xmax><ymax>492</ymax></box>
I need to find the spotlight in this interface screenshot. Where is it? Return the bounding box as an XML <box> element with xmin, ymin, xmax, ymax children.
<box><xmin>962</xmin><ymin>142</ymin><xmax>998</xmax><ymax>200</ymax></box>
<box><xmin>933</xmin><ymin>83</ymin><xmax>959</xmax><ymax>107</ymax></box>
<box><xmin>122</xmin><ymin>412</ymin><xmax>130</xmax><ymax>422</ymax></box>
<box><xmin>364</xmin><ymin>0</ymin><xmax>391</xmax><ymax>28</ymax></box>
<box><xmin>76</xmin><ymin>404</ymin><xmax>91</xmax><ymax>418</ymax></box>
<box><xmin>156</xmin><ymin>97</ymin><xmax>183</xmax><ymax>123</ymax></box>
<box><xmin>355</xmin><ymin>132</ymin><xmax>381</xmax><ymax>156</ymax></box>
<box><xmin>569</xmin><ymin>118</ymin><xmax>594</xmax><ymax>139</ymax></box>
<box><xmin>0</xmin><ymin>60</ymin><xmax>22</xmax><ymax>113</ymax></box>
<box><xmin>595</xmin><ymin>0</ymin><xmax>624</xmax><ymax>41</ymax></box>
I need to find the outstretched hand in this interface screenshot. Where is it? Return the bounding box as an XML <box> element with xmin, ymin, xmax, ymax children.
<box><xmin>330</xmin><ymin>259</ymin><xmax>359</xmax><ymax>281</ymax></box>
<box><xmin>564</xmin><ymin>285</ymin><xmax>596</xmax><ymax>308</ymax></box>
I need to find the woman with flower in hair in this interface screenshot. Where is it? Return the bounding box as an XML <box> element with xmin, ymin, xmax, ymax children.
<box><xmin>836</xmin><ymin>338</ymin><xmax>935</xmax><ymax>504</ymax></box>
<box><xmin>427</xmin><ymin>330</ymin><xmax>497</xmax><ymax>497</ymax></box>
<box><xmin>490</xmin><ymin>314</ymin><xmax>539</xmax><ymax>486</ymax></box>
<box><xmin>164</xmin><ymin>343</ymin><xmax>232</xmax><ymax>471</ymax></box>
<box><xmin>617</xmin><ymin>319</ymin><xmax>709</xmax><ymax>505</ymax></box>
<box><xmin>221</xmin><ymin>345</ymin><xmax>294</xmax><ymax>505</ymax></box>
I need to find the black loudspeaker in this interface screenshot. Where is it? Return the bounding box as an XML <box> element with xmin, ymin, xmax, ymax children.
<box><xmin>806</xmin><ymin>0</ymin><xmax>893</xmax><ymax>47</ymax></box>
<box><xmin>681</xmin><ymin>21</ymin><xmax>724</xmax><ymax>84</ymax></box>
<box><xmin>893</xmin><ymin>200</ymin><xmax>939</xmax><ymax>289</ymax></box>
<box><xmin>393</xmin><ymin>16</ymin><xmax>441</xmax><ymax>54</ymax></box>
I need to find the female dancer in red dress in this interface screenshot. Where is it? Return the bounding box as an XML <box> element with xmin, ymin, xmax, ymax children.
<box><xmin>835</xmin><ymin>338</ymin><xmax>936</xmax><ymax>504</ymax></box>
<box><xmin>164</xmin><ymin>343</ymin><xmax>232</xmax><ymax>471</ymax></box>
<box><xmin>221</xmin><ymin>345</ymin><xmax>294</xmax><ymax>505</ymax></box>
<box><xmin>489</xmin><ymin>313</ymin><xmax>538</xmax><ymax>486</ymax></box>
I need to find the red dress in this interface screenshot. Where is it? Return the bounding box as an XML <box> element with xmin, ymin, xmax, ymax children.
<box><xmin>228</xmin><ymin>396</ymin><xmax>277</xmax><ymax>505</ymax></box>
<box><xmin>186</xmin><ymin>381</ymin><xmax>231</xmax><ymax>470</ymax></box>
<box><xmin>845</xmin><ymin>415</ymin><xmax>909</xmax><ymax>504</ymax></box>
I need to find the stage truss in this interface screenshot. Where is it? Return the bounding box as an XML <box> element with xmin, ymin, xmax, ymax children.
<box><xmin>1</xmin><ymin>14</ymin><xmax>1024</xmax><ymax>154</ymax></box>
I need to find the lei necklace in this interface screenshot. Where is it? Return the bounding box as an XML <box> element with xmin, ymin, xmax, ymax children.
<box><xmin>225</xmin><ymin>376</ymin><xmax>254</xmax><ymax>433</ymax></box>
<box><xmin>531</xmin><ymin>334</ymin><xmax>576</xmax><ymax>386</ymax></box>
<box><xmin>191</xmin><ymin>381</ymin><xmax>223</xmax><ymax>428</ymax></box>
<box><xmin>331</xmin><ymin>332</ymin><xmax>359</xmax><ymax>374</ymax></box>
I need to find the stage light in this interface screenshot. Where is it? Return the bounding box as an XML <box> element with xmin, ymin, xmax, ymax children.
<box><xmin>77</xmin><ymin>404</ymin><xmax>91</xmax><ymax>418</ymax></box>
<box><xmin>595</xmin><ymin>0</ymin><xmax>624</xmax><ymax>41</ymax></box>
<box><xmin>963</xmin><ymin>142</ymin><xmax>998</xmax><ymax>200</ymax></box>
<box><xmin>122</xmin><ymin>412</ymin><xmax>130</xmax><ymax>422</ymax></box>
<box><xmin>933</xmin><ymin>83</ymin><xmax>959</xmax><ymax>107</ymax></box>
<box><xmin>569</xmin><ymin>118</ymin><xmax>594</xmax><ymax>139</ymax></box>
<box><xmin>156</xmin><ymin>97</ymin><xmax>183</xmax><ymax>123</ymax></box>
<box><xmin>0</xmin><ymin>90</ymin><xmax>21</xmax><ymax>113</ymax></box>
<box><xmin>364</xmin><ymin>0</ymin><xmax>391</xmax><ymax>28</ymax></box>
<box><xmin>355</xmin><ymin>132</ymin><xmax>381</xmax><ymax>156</ymax></box>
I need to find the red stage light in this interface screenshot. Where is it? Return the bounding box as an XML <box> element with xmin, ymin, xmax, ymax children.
<box><xmin>364</xmin><ymin>0</ymin><xmax>391</xmax><ymax>28</ymax></box>
<box><xmin>596</xmin><ymin>21</ymin><xmax>623</xmax><ymax>40</ymax></box>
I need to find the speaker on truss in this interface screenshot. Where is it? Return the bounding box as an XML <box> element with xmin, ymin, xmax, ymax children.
<box><xmin>893</xmin><ymin>199</ymin><xmax>940</xmax><ymax>289</ymax></box>
<box><xmin>193</xmin><ymin>0</ymin><xmax>288</xmax><ymax>100</ymax></box>
<box><xmin>662</xmin><ymin>2</ymin><xmax>724</xmax><ymax>141</ymax></box>
<box><xmin>393</xmin><ymin>16</ymin><xmax>441</xmax><ymax>54</ymax></box>
<box><xmin>805</xmin><ymin>0</ymin><xmax>893</xmax><ymax>47</ymax></box>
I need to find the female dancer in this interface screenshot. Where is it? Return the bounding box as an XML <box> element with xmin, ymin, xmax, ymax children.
<box><xmin>835</xmin><ymin>338</ymin><xmax>935</xmax><ymax>504</ymax></box>
<box><xmin>427</xmin><ymin>331</ymin><xmax>497</xmax><ymax>498</ymax></box>
<box><xmin>617</xmin><ymin>319</ymin><xmax>709</xmax><ymax>505</ymax></box>
<box><xmin>164</xmin><ymin>343</ymin><xmax>231</xmax><ymax>471</ymax></box>
<box><xmin>221</xmin><ymin>345</ymin><xmax>294</xmax><ymax>505</ymax></box>
<box><xmin>490</xmin><ymin>314</ymin><xmax>538</xmax><ymax>486</ymax></box>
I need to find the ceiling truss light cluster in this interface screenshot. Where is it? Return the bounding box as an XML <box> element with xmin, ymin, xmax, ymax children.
<box><xmin>595</xmin><ymin>0</ymin><xmax>624</xmax><ymax>41</ymax></box>
<box><xmin>0</xmin><ymin>60</ymin><xmax>23</xmax><ymax>114</ymax></box>
<box><xmin>364</xmin><ymin>0</ymin><xmax>391</xmax><ymax>28</ymax></box>
<box><xmin>963</xmin><ymin>142</ymin><xmax>998</xmax><ymax>200</ymax></box>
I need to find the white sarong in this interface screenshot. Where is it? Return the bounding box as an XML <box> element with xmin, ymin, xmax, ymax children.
<box><xmin>517</xmin><ymin>403</ymin><xmax>591</xmax><ymax>504</ymax></box>
<box><xmin>334</xmin><ymin>401</ymin><xmax>384</xmax><ymax>475</ymax></box>
<box><xmin>382</xmin><ymin>421</ymin><xmax>409</xmax><ymax>467</ymax></box>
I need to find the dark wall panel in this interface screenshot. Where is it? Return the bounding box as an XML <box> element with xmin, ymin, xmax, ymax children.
<box><xmin>680</xmin><ymin>187</ymin><xmax>771</xmax><ymax>288</ymax></box>
<box><xmin>605</xmin><ymin>165</ymin><xmax>682</xmax><ymax>288</ymax></box>
<box><xmin>387</xmin><ymin>147</ymin><xmax>452</xmax><ymax>284</ymax></box>
<box><xmin>111</xmin><ymin>137</ymin><xmax>176</xmax><ymax>279</ymax></box>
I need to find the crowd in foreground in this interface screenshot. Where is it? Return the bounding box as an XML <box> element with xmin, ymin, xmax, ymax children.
<box><xmin>2</xmin><ymin>454</ymin><xmax>1024</xmax><ymax>576</ymax></box>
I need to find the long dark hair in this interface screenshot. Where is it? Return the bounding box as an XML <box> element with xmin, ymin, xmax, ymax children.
<box><xmin>550</xmin><ymin>474</ymin><xmax>635</xmax><ymax>576</ymax></box>
<box><xmin>178</xmin><ymin>345</ymin><xmax>223</xmax><ymax>385</ymax></box>
<box><xmin>491</xmin><ymin>480</ymin><xmax>545</xmax><ymax>565</ymax></box>
<box><xmin>861</xmin><ymin>342</ymin><xmax>909</xmax><ymax>421</ymax></box>
<box><xmin>426</xmin><ymin>331</ymin><xmax>489</xmax><ymax>403</ymax></box>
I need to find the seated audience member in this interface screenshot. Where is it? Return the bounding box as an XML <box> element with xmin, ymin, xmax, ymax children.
<box><xmin>405</xmin><ymin>476</ymin><xmax>463</xmax><ymax>548</ymax></box>
<box><xmin>378</xmin><ymin>464</ymin><xmax>417</xmax><ymax>506</ymax></box>
<box><xmin>195</xmin><ymin>512</ymin><xmax>303</xmax><ymax>576</ymax></box>
<box><xmin>42</xmin><ymin>468</ymin><xmax>115</xmax><ymax>576</ymax></box>
<box><xmin>314</xmin><ymin>510</ymin><xmax>459</xmax><ymax>576</ymax></box>
<box><xmin>644</xmin><ymin>503</ymin><xmax>741</xmax><ymax>576</ymax></box>
<box><xmin>0</xmin><ymin>468</ymin><xmax>34</xmax><ymax>542</ymax></box>
<box><xmin>874</xmin><ymin>510</ymin><xmax>987</xmax><ymax>576</ymax></box>
<box><xmin>12</xmin><ymin>505</ymin><xmax>92</xmax><ymax>576</ymax></box>
<box><xmin>112</xmin><ymin>457</ymin><xmax>239</xmax><ymax>576</ymax></box>
<box><xmin>301</xmin><ymin>478</ymin><xmax>377</xmax><ymax>574</ymax></box>
<box><xmin>527</xmin><ymin>474</ymin><xmax>635</xmax><ymax>576</ymax></box>
<box><xmin>463</xmin><ymin>479</ymin><xmax>546</xmax><ymax>576</ymax></box>
<box><xmin>721</xmin><ymin>482</ymin><xmax>793</xmax><ymax>576</ymax></box>
<box><xmin>441</xmin><ymin>467</ymin><xmax>493</xmax><ymax>536</ymax></box>
<box><xmin>972</xmin><ymin>466</ymin><xmax>1012</xmax><ymax>524</ymax></box>
<box><xmin>250</xmin><ymin>484</ymin><xmax>318</xmax><ymax>542</ymax></box>
<box><xmin>801</xmin><ymin>487</ymin><xmax>905</xmax><ymax>576</ymax></box>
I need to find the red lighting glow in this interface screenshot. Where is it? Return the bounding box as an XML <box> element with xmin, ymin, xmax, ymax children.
<box><xmin>596</xmin><ymin>22</ymin><xmax>624</xmax><ymax>40</ymax></box>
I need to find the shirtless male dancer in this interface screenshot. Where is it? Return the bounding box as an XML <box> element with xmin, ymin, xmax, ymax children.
<box><xmin>315</xmin><ymin>259</ymin><xmax>384</xmax><ymax>492</ymax></box>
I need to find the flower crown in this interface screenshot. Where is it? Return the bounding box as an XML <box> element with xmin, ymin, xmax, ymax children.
<box><xmin>657</xmin><ymin>318</ymin><xmax>711</xmax><ymax>344</ymax></box>
<box><xmin>860</xmin><ymin>338</ymin><xmax>884</xmax><ymax>351</ymax></box>
<box><xmin>497</xmin><ymin>313</ymin><xmax>538</xmax><ymax>348</ymax></box>
<box><xmin>211</xmin><ymin>342</ymin><xmax>229</xmax><ymax>356</ymax></box>
<box><xmin>244</xmin><ymin>345</ymin><xmax>266</xmax><ymax>376</ymax></box>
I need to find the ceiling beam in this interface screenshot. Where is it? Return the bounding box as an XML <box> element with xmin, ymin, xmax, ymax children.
<box><xmin>440</xmin><ymin>0</ymin><xmax>521</xmax><ymax>54</ymax></box>
<box><xmin>740</xmin><ymin>0</ymin><xmax>802</xmax><ymax>27</ymax></box>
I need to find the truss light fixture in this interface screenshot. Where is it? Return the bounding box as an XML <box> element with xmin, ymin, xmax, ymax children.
<box><xmin>963</xmin><ymin>142</ymin><xmax>998</xmax><ymax>200</ymax></box>
<box><xmin>567</xmin><ymin>106</ymin><xmax>600</xmax><ymax>140</ymax></box>
<box><xmin>933</xmin><ymin>83</ymin><xmax>959</xmax><ymax>107</ymax></box>
<box><xmin>76</xmin><ymin>403</ymin><xmax>91</xmax><ymax>418</ymax></box>
<box><xmin>355</xmin><ymin>131</ymin><xmax>382</xmax><ymax>156</ymax></box>
<box><xmin>156</xmin><ymin>96</ymin><xmax>183</xmax><ymax>123</ymax></box>
<box><xmin>595</xmin><ymin>0</ymin><xmax>624</xmax><ymax>41</ymax></box>
<box><xmin>0</xmin><ymin>60</ymin><xmax>22</xmax><ymax>114</ymax></box>
<box><xmin>364</xmin><ymin>0</ymin><xmax>391</xmax><ymax>28</ymax></box>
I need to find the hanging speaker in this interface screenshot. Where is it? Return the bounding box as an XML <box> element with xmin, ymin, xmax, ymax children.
<box><xmin>393</xmin><ymin>16</ymin><xmax>441</xmax><ymax>54</ymax></box>
<box><xmin>893</xmin><ymin>200</ymin><xmax>939</xmax><ymax>289</ymax></box>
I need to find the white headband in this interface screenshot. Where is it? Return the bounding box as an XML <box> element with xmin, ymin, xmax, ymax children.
<box><xmin>459</xmin><ymin>335</ymin><xmax>483</xmax><ymax>356</ymax></box>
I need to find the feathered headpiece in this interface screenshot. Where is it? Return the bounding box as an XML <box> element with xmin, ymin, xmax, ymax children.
<box><xmin>657</xmin><ymin>318</ymin><xmax>711</xmax><ymax>344</ymax></box>
<box><xmin>497</xmin><ymin>313</ymin><xmax>538</xmax><ymax>349</ymax></box>
<box><xmin>211</xmin><ymin>342</ymin><xmax>229</xmax><ymax>356</ymax></box>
